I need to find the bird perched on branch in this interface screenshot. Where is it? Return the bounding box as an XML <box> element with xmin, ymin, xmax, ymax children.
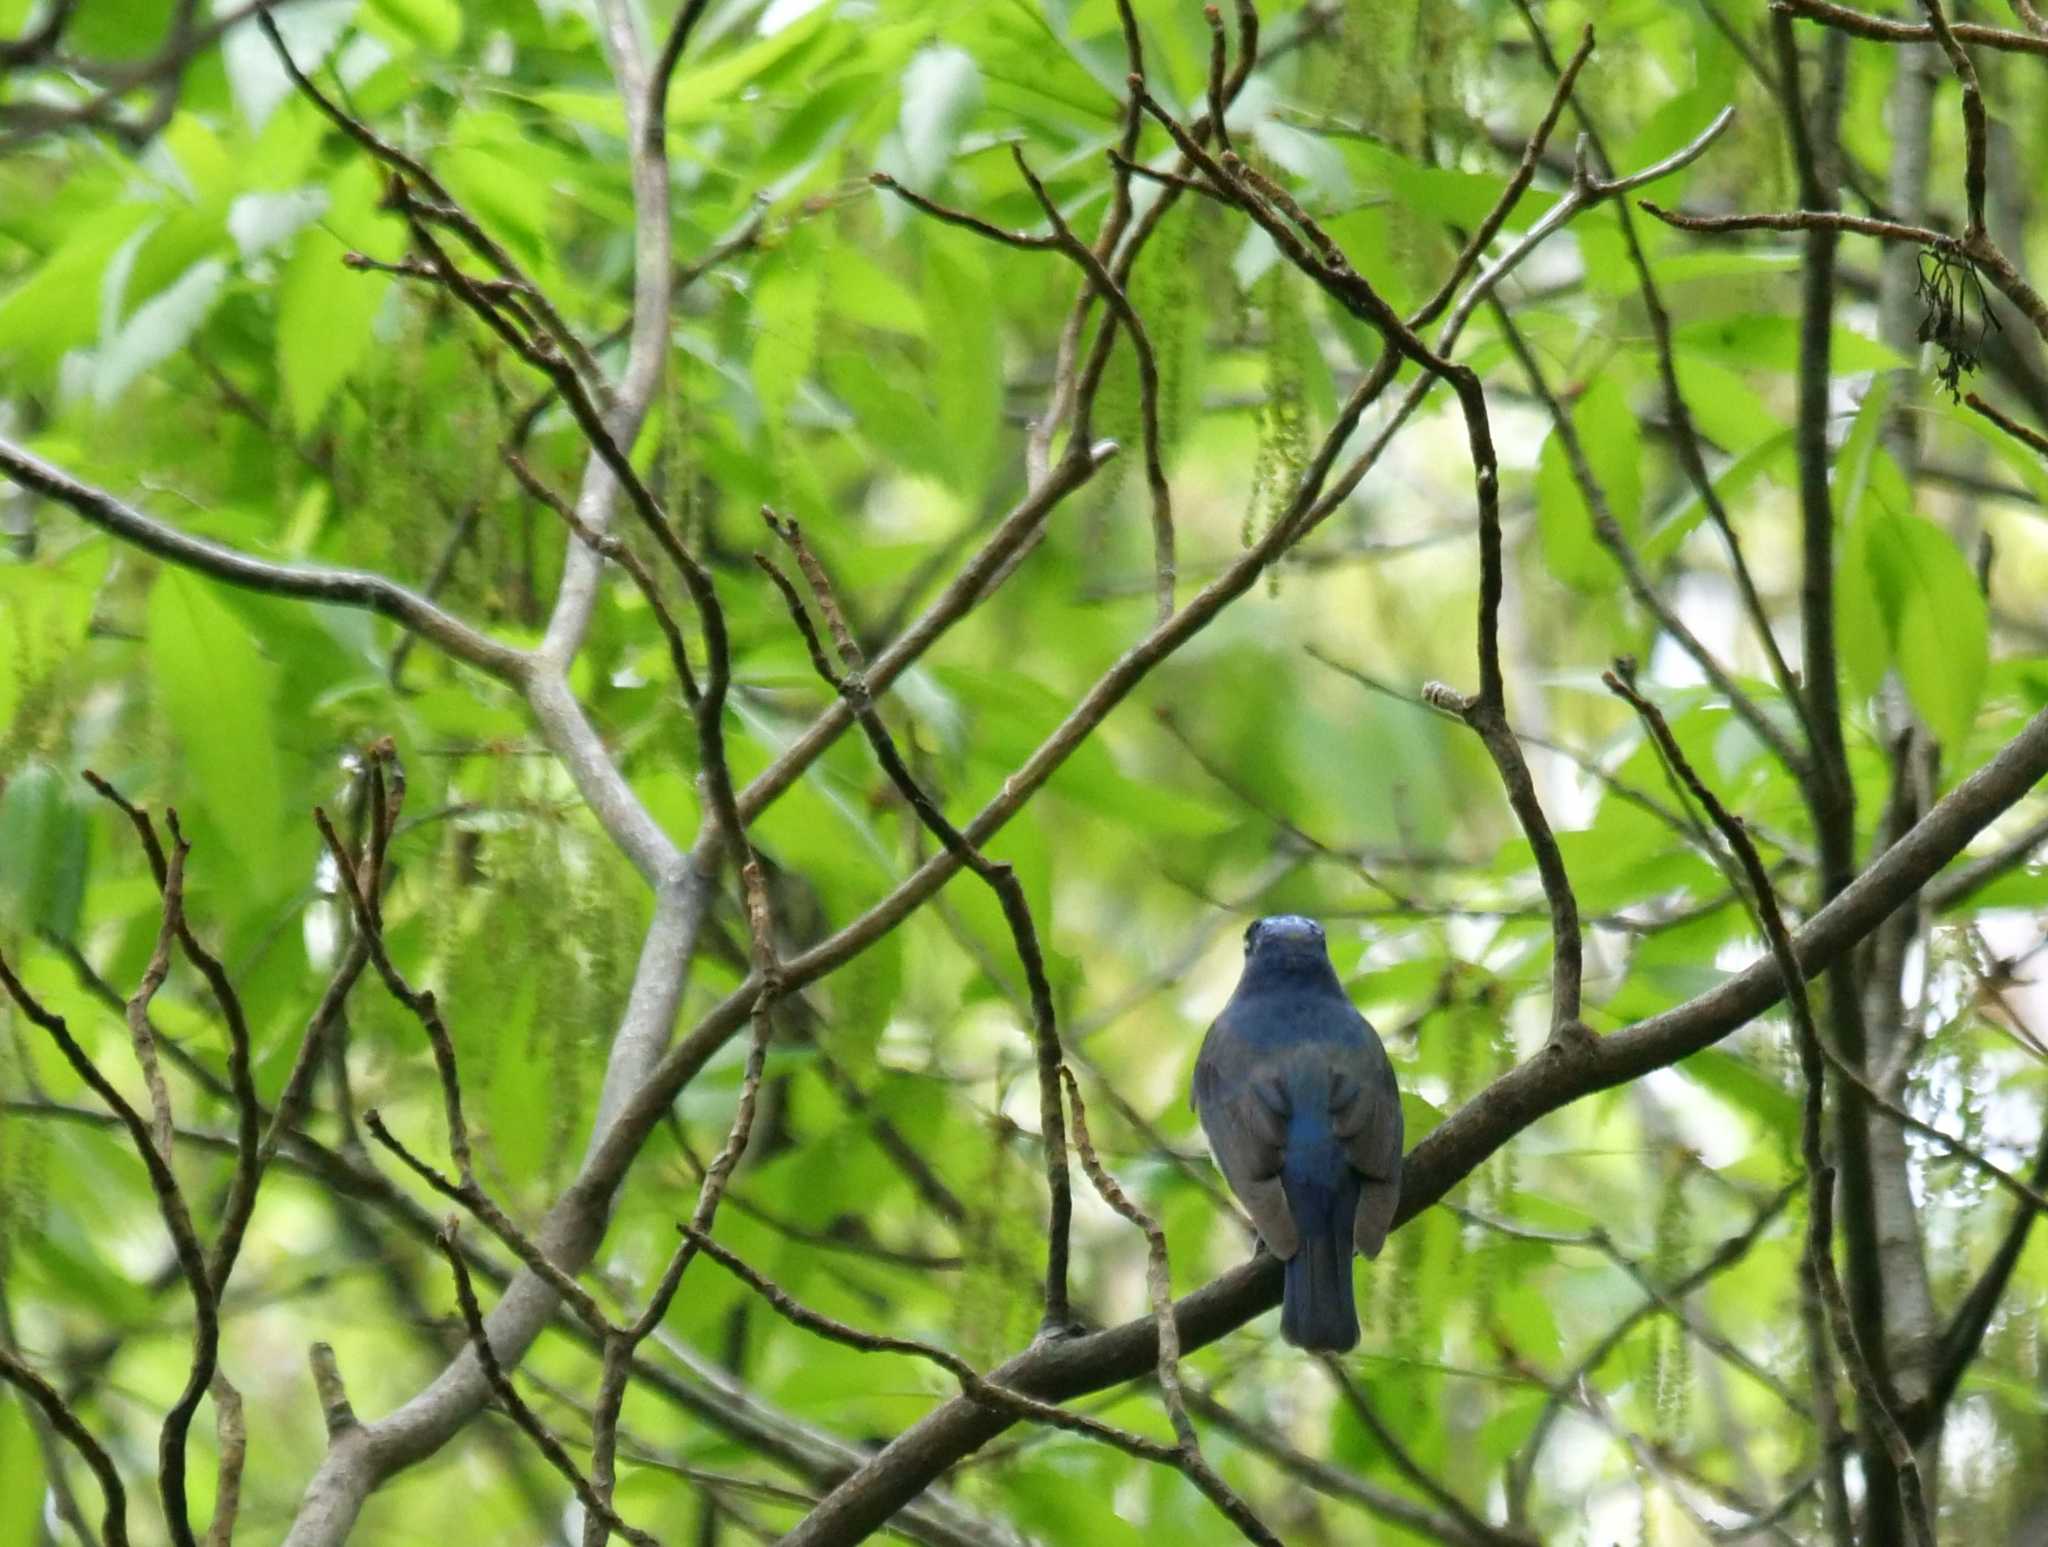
<box><xmin>1193</xmin><ymin>915</ymin><xmax>1403</xmax><ymax>1352</ymax></box>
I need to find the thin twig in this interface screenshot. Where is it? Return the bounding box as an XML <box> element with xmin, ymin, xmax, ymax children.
<box><xmin>0</xmin><ymin>1348</ymin><xmax>130</xmax><ymax>1547</ymax></box>
<box><xmin>0</xmin><ymin>955</ymin><xmax>215</xmax><ymax>1547</ymax></box>
<box><xmin>1965</xmin><ymin>392</ymin><xmax>2048</xmax><ymax>459</ymax></box>
<box><xmin>1009</xmin><ymin>146</ymin><xmax>1175</xmax><ymax>621</ymax></box>
<box><xmin>757</xmin><ymin>511</ymin><xmax>1076</xmax><ymax>1333</ymax></box>
<box><xmin>259</xmin><ymin>12</ymin><xmax>610</xmax><ymax>401</ymax></box>
<box><xmin>505</xmin><ymin>449</ymin><xmax>700</xmax><ymax>704</ymax></box>
<box><xmin>1603</xmin><ymin>667</ymin><xmax>1934</xmax><ymax>1547</ymax></box>
<box><xmin>867</xmin><ymin>173</ymin><xmax>1058</xmax><ymax>250</ymax></box>
<box><xmin>435</xmin><ymin>1222</ymin><xmax>659</xmax><ymax>1547</ymax></box>
<box><xmin>1903</xmin><ymin>0</ymin><xmax>1987</xmax><ymax>239</ymax></box>
<box><xmin>1060</xmin><ymin>1069</ymin><xmax>1280</xmax><ymax>1546</ymax></box>
<box><xmin>124</xmin><ymin>826</ymin><xmax>184</xmax><ymax>1164</ymax></box>
<box><xmin>1772</xmin><ymin>0</ymin><xmax>2048</xmax><ymax>58</ymax></box>
<box><xmin>1411</xmin><ymin>24</ymin><xmax>1596</xmax><ymax>329</ymax></box>
<box><xmin>203</xmin><ymin>1372</ymin><xmax>245</xmax><ymax>1547</ymax></box>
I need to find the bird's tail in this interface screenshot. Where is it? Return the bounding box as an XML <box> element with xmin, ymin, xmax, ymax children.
<box><xmin>1280</xmin><ymin>1219</ymin><xmax>1359</xmax><ymax>1351</ymax></box>
<box><xmin>1279</xmin><ymin>1149</ymin><xmax>1361</xmax><ymax>1352</ymax></box>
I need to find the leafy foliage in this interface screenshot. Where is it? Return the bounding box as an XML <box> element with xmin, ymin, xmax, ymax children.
<box><xmin>2</xmin><ymin>1</ymin><xmax>2048</xmax><ymax>1545</ymax></box>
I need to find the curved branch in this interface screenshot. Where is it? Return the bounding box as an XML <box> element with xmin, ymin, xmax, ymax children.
<box><xmin>0</xmin><ymin>438</ymin><xmax>525</xmax><ymax>681</ymax></box>
<box><xmin>773</xmin><ymin>700</ymin><xmax>2048</xmax><ymax>1546</ymax></box>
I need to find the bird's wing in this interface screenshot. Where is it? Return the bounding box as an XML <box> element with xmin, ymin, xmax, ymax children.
<box><xmin>1325</xmin><ymin>1015</ymin><xmax>1405</xmax><ymax>1257</ymax></box>
<box><xmin>1192</xmin><ymin>1014</ymin><xmax>1300</xmax><ymax>1259</ymax></box>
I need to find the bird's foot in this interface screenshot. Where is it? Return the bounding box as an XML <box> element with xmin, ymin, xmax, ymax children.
<box><xmin>1031</xmin><ymin>1312</ymin><xmax>1086</xmax><ymax>1344</ymax></box>
<box><xmin>1546</xmin><ymin>1018</ymin><xmax>1598</xmax><ymax>1057</ymax></box>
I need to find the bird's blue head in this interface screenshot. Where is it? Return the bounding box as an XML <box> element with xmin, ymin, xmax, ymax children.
<box><xmin>1240</xmin><ymin>915</ymin><xmax>1341</xmax><ymax>989</ymax></box>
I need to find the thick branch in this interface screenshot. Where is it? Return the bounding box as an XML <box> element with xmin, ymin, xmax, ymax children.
<box><xmin>773</xmin><ymin>702</ymin><xmax>2048</xmax><ymax>1544</ymax></box>
<box><xmin>1604</xmin><ymin>667</ymin><xmax>1932</xmax><ymax>1547</ymax></box>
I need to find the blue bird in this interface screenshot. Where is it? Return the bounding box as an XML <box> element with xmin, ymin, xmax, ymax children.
<box><xmin>1192</xmin><ymin>915</ymin><xmax>1403</xmax><ymax>1351</ymax></box>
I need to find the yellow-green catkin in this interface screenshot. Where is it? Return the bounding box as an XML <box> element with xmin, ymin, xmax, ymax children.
<box><xmin>1130</xmin><ymin>204</ymin><xmax>1195</xmax><ymax>469</ymax></box>
<box><xmin>1248</xmin><ymin>266</ymin><xmax>1310</xmax><ymax>591</ymax></box>
<box><xmin>0</xmin><ymin>1024</ymin><xmax>49</xmax><ymax>1256</ymax></box>
<box><xmin>543</xmin><ymin>837</ymin><xmax>635</xmax><ymax>1183</ymax></box>
<box><xmin>1649</xmin><ymin>1162</ymin><xmax>1694</xmax><ymax>1440</ymax></box>
<box><xmin>667</xmin><ymin>340</ymin><xmax>703</xmax><ymax>558</ymax></box>
<box><xmin>956</xmin><ymin>1064</ymin><xmax>1040</xmax><ymax>1364</ymax></box>
<box><xmin>1491</xmin><ymin>1001</ymin><xmax>1519</xmax><ymax>1201</ymax></box>
<box><xmin>1473</xmin><ymin>1005</ymin><xmax>1519</xmax><ymax>1331</ymax></box>
<box><xmin>1387</xmin><ymin>1201</ymin><xmax>1426</xmax><ymax>1358</ymax></box>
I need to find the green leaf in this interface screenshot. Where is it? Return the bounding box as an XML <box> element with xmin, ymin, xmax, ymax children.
<box><xmin>898</xmin><ymin>44</ymin><xmax>982</xmax><ymax>187</ymax></box>
<box><xmin>925</xmin><ymin>239</ymin><xmax>998</xmax><ymax>495</ymax></box>
<box><xmin>1679</xmin><ymin>1048</ymin><xmax>1798</xmax><ymax>1146</ymax></box>
<box><xmin>95</xmin><ymin>256</ymin><xmax>227</xmax><ymax>405</ymax></box>
<box><xmin>147</xmin><ymin>570</ymin><xmax>284</xmax><ymax>871</ymax></box>
<box><xmin>364</xmin><ymin>0</ymin><xmax>461</xmax><ymax>53</ymax></box>
<box><xmin>752</xmin><ymin>237</ymin><xmax>825</xmax><ymax>434</ymax></box>
<box><xmin>278</xmin><ymin>160</ymin><xmax>397</xmax><ymax>431</ymax></box>
<box><xmin>1249</xmin><ymin>119</ymin><xmax>1354</xmax><ymax>205</ymax></box>
<box><xmin>1674</xmin><ymin>314</ymin><xmax>1905</xmax><ymax>374</ymax></box>
<box><xmin>1834</xmin><ymin>379</ymin><xmax>1911</xmax><ymax>699</ymax></box>
<box><xmin>1844</xmin><ymin>507</ymin><xmax>1987</xmax><ymax>747</ymax></box>
<box><xmin>1838</xmin><ymin>512</ymin><xmax>1890</xmax><ymax>700</ymax></box>
<box><xmin>228</xmin><ymin>187</ymin><xmax>329</xmax><ymax>261</ymax></box>
<box><xmin>827</xmin><ymin>343</ymin><xmax>952</xmax><ymax>481</ymax></box>
<box><xmin>0</xmin><ymin>762</ymin><xmax>90</xmax><ymax>939</ymax></box>
<box><xmin>1666</xmin><ymin>355</ymin><xmax>1782</xmax><ymax>453</ymax></box>
<box><xmin>823</xmin><ymin>242</ymin><xmax>926</xmax><ymax>335</ymax></box>
<box><xmin>1535</xmin><ymin>378</ymin><xmax>1641</xmax><ymax>592</ymax></box>
<box><xmin>0</xmin><ymin>1393</ymin><xmax>43</xmax><ymax>1547</ymax></box>
<box><xmin>1347</xmin><ymin>140</ymin><xmax>1559</xmax><ymax>232</ymax></box>
<box><xmin>0</xmin><ymin>204</ymin><xmax>155</xmax><ymax>382</ymax></box>
<box><xmin>1831</xmin><ymin>376</ymin><xmax>1908</xmax><ymax>526</ymax></box>
<box><xmin>1891</xmin><ymin>516</ymin><xmax>1988</xmax><ymax>750</ymax></box>
<box><xmin>1643</xmin><ymin>429</ymin><xmax>1792</xmax><ymax>566</ymax></box>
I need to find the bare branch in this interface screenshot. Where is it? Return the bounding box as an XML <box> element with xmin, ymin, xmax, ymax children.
<box><xmin>124</xmin><ymin>825</ymin><xmax>184</xmax><ymax>1164</ymax></box>
<box><xmin>1772</xmin><ymin>0</ymin><xmax>2048</xmax><ymax>57</ymax></box>
<box><xmin>0</xmin><ymin>1348</ymin><xmax>130</xmax><ymax>1547</ymax></box>
<box><xmin>203</xmin><ymin>1373</ymin><xmax>245</xmax><ymax>1547</ymax></box>
<box><xmin>0</xmin><ymin>440</ymin><xmax>524</xmax><ymax>680</ymax></box>
<box><xmin>308</xmin><ymin>1344</ymin><xmax>357</xmax><ymax>1439</ymax></box>
<box><xmin>1009</xmin><ymin>146</ymin><xmax>1176</xmax><ymax>622</ymax></box>
<box><xmin>435</xmin><ymin>1222</ymin><xmax>659</xmax><ymax>1547</ymax></box>
<box><xmin>1640</xmin><ymin>203</ymin><xmax>2048</xmax><ymax>346</ymax></box>
<box><xmin>1913</xmin><ymin>0</ymin><xmax>1990</xmax><ymax>237</ymax></box>
<box><xmin>1965</xmin><ymin>391</ymin><xmax>2048</xmax><ymax>459</ymax></box>
<box><xmin>0</xmin><ymin>954</ymin><xmax>215</xmax><ymax>1547</ymax></box>
<box><xmin>775</xmin><ymin>702</ymin><xmax>2048</xmax><ymax>1546</ymax></box>
<box><xmin>1603</xmin><ymin>666</ymin><xmax>1933</xmax><ymax>1547</ymax></box>
<box><xmin>1061</xmin><ymin>1069</ymin><xmax>1280</xmax><ymax>1546</ymax></box>
<box><xmin>868</xmin><ymin>173</ymin><xmax>1059</xmax><ymax>250</ymax></box>
<box><xmin>758</xmin><ymin>511</ymin><xmax>1075</xmax><ymax>1334</ymax></box>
